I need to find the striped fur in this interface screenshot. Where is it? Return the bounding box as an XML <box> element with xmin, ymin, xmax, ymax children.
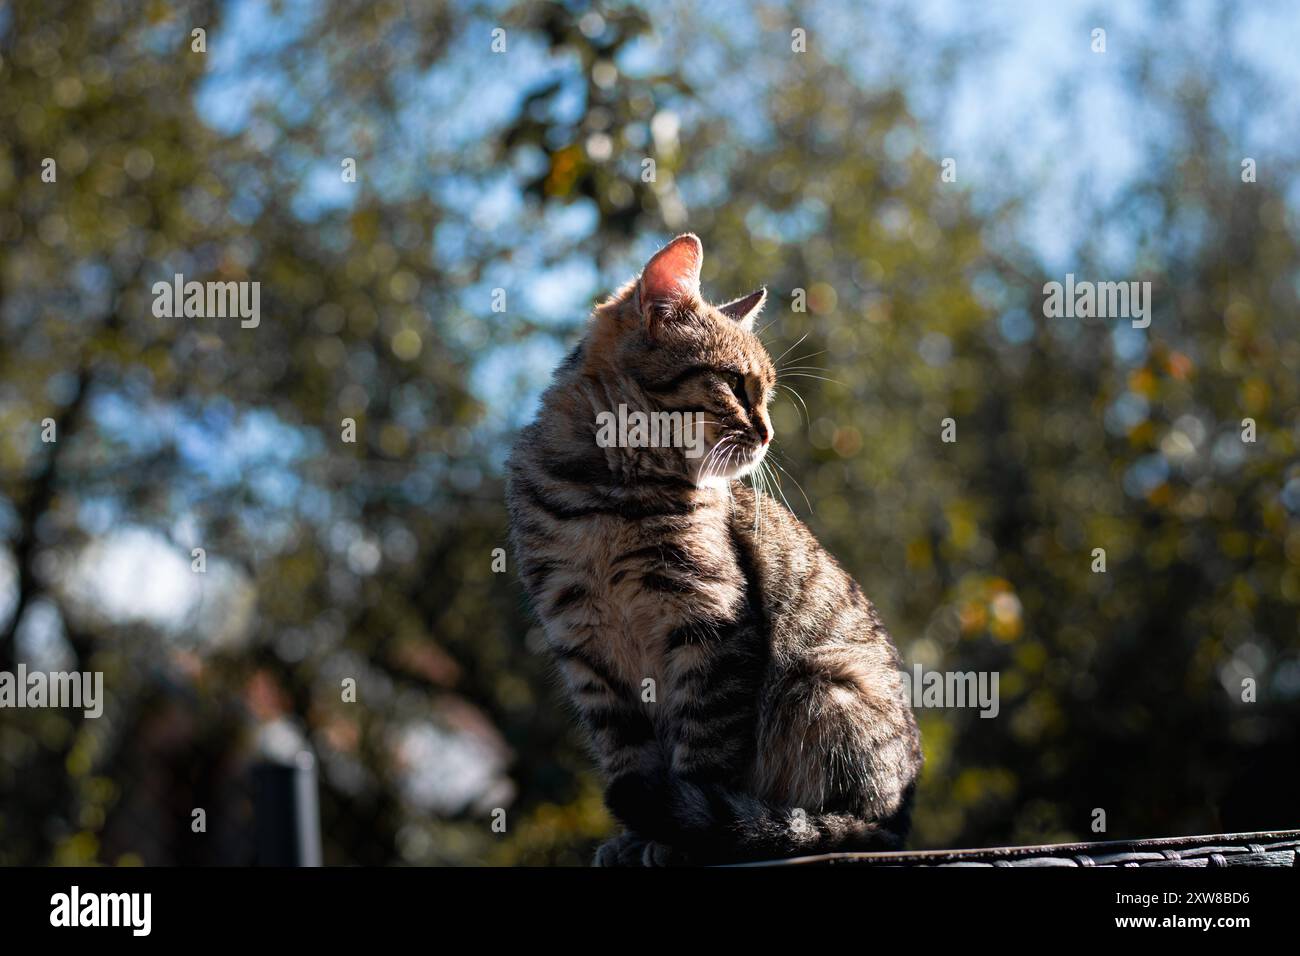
<box><xmin>506</xmin><ymin>235</ymin><xmax>921</xmax><ymax>865</ymax></box>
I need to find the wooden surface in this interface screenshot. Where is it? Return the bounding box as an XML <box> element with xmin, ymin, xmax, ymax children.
<box><xmin>741</xmin><ymin>829</ymin><xmax>1300</xmax><ymax>867</ymax></box>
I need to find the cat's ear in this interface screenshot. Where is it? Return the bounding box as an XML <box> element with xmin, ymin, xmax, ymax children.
<box><xmin>718</xmin><ymin>288</ymin><xmax>767</xmax><ymax>332</ymax></box>
<box><xmin>637</xmin><ymin>234</ymin><xmax>702</xmax><ymax>334</ymax></box>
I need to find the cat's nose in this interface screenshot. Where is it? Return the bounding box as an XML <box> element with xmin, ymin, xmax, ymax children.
<box><xmin>756</xmin><ymin>415</ymin><xmax>773</xmax><ymax>445</ymax></box>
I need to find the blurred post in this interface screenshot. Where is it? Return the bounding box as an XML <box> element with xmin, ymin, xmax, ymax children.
<box><xmin>253</xmin><ymin>723</ymin><xmax>323</xmax><ymax>867</ymax></box>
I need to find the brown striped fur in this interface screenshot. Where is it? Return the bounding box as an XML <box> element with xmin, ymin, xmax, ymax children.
<box><xmin>506</xmin><ymin>235</ymin><xmax>921</xmax><ymax>865</ymax></box>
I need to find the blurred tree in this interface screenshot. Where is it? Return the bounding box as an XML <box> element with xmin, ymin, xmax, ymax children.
<box><xmin>1</xmin><ymin>0</ymin><xmax>1296</xmax><ymax>867</ymax></box>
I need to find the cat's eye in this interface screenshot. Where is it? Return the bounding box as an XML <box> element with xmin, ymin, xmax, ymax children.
<box><xmin>726</xmin><ymin>372</ymin><xmax>748</xmax><ymax>406</ymax></box>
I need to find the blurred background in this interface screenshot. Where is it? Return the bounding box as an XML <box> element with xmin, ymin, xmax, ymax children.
<box><xmin>1</xmin><ymin>0</ymin><xmax>1298</xmax><ymax>866</ymax></box>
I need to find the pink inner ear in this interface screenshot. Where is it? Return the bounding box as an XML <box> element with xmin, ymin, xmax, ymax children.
<box><xmin>640</xmin><ymin>235</ymin><xmax>702</xmax><ymax>308</ymax></box>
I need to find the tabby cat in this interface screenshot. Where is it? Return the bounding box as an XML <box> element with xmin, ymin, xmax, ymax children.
<box><xmin>507</xmin><ymin>234</ymin><xmax>921</xmax><ymax>865</ymax></box>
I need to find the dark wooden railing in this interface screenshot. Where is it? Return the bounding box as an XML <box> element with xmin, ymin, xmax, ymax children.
<box><xmin>748</xmin><ymin>829</ymin><xmax>1300</xmax><ymax>867</ymax></box>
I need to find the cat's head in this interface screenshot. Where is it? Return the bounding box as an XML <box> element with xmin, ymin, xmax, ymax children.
<box><xmin>585</xmin><ymin>234</ymin><xmax>776</xmax><ymax>488</ymax></box>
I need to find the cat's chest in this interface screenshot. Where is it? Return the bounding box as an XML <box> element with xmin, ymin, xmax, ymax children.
<box><xmin>548</xmin><ymin>512</ymin><xmax>744</xmax><ymax>690</ymax></box>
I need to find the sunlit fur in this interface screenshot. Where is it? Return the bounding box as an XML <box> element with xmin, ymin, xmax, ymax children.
<box><xmin>506</xmin><ymin>242</ymin><xmax>921</xmax><ymax>865</ymax></box>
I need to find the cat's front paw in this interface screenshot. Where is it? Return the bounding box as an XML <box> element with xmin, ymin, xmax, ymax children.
<box><xmin>641</xmin><ymin>840</ymin><xmax>689</xmax><ymax>867</ymax></box>
<box><xmin>603</xmin><ymin>769</ymin><xmax>672</xmax><ymax>836</ymax></box>
<box><xmin>593</xmin><ymin>832</ymin><xmax>650</xmax><ymax>867</ymax></box>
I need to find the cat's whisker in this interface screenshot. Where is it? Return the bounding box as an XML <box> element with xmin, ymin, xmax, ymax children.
<box><xmin>711</xmin><ymin>437</ymin><xmax>740</xmax><ymax>483</ymax></box>
<box><xmin>768</xmin><ymin>454</ymin><xmax>814</xmax><ymax>515</ymax></box>
<box><xmin>775</xmin><ymin>383</ymin><xmax>810</xmax><ymax>425</ymax></box>
<box><xmin>697</xmin><ymin>442</ymin><xmax>719</xmax><ymax>483</ymax></box>
<box><xmin>722</xmin><ymin>445</ymin><xmax>747</xmax><ymax>499</ymax></box>
<box><xmin>759</xmin><ymin>458</ymin><xmax>788</xmax><ymax>517</ymax></box>
<box><xmin>701</xmin><ymin>436</ymin><xmax>733</xmax><ymax>483</ymax></box>
<box><xmin>772</xmin><ymin>332</ymin><xmax>810</xmax><ymax>367</ymax></box>
<box><xmin>775</xmin><ymin>379</ymin><xmax>809</xmax><ymax>402</ymax></box>
<box><xmin>716</xmin><ymin>442</ymin><xmax>738</xmax><ymax>483</ymax></box>
<box><xmin>779</xmin><ymin>371</ymin><xmax>845</xmax><ymax>387</ymax></box>
<box><xmin>750</xmin><ymin>455</ymin><xmax>767</xmax><ymax>538</ymax></box>
<box><xmin>759</xmin><ymin>460</ymin><xmax>790</xmax><ymax>520</ymax></box>
<box><xmin>778</xmin><ymin>349</ymin><xmax>826</xmax><ymax>370</ymax></box>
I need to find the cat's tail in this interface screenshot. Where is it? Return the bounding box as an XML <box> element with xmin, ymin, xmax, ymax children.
<box><xmin>611</xmin><ymin>773</ymin><xmax>912</xmax><ymax>863</ymax></box>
